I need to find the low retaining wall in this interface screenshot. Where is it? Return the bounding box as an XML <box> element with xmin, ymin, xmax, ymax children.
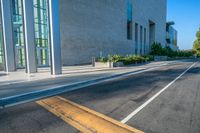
<box><xmin>94</xmin><ymin>62</ymin><xmax>124</xmax><ymax>68</ymax></box>
<box><xmin>154</xmin><ymin>56</ymin><xmax>168</xmax><ymax>61</ymax></box>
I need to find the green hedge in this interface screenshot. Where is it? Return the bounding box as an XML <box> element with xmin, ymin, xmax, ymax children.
<box><xmin>96</xmin><ymin>55</ymin><xmax>154</xmax><ymax>65</ymax></box>
<box><xmin>150</xmin><ymin>42</ymin><xmax>194</xmax><ymax>58</ymax></box>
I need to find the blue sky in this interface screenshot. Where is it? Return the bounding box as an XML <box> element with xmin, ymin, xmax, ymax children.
<box><xmin>167</xmin><ymin>0</ymin><xmax>200</xmax><ymax>50</ymax></box>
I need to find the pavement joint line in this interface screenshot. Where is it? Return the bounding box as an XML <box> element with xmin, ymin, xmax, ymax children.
<box><xmin>37</xmin><ymin>96</ymin><xmax>145</xmax><ymax>133</ymax></box>
<box><xmin>121</xmin><ymin>62</ymin><xmax>196</xmax><ymax>124</ymax></box>
<box><xmin>0</xmin><ymin>61</ymin><xmax>180</xmax><ymax>109</ymax></box>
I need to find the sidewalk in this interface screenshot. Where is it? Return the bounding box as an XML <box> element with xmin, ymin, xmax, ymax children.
<box><xmin>0</xmin><ymin>61</ymin><xmax>181</xmax><ymax>108</ymax></box>
<box><xmin>0</xmin><ymin>65</ymin><xmax>109</xmax><ymax>85</ymax></box>
<box><xmin>0</xmin><ymin>61</ymin><xmax>172</xmax><ymax>86</ymax></box>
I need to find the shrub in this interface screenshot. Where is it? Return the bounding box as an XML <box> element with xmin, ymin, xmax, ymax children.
<box><xmin>150</xmin><ymin>42</ymin><xmax>194</xmax><ymax>58</ymax></box>
<box><xmin>177</xmin><ymin>50</ymin><xmax>193</xmax><ymax>57</ymax></box>
<box><xmin>96</xmin><ymin>57</ymin><xmax>108</xmax><ymax>63</ymax></box>
<box><xmin>150</xmin><ymin>42</ymin><xmax>163</xmax><ymax>56</ymax></box>
<box><xmin>143</xmin><ymin>55</ymin><xmax>154</xmax><ymax>61</ymax></box>
<box><xmin>108</xmin><ymin>55</ymin><xmax>124</xmax><ymax>63</ymax></box>
<box><xmin>96</xmin><ymin>54</ymin><xmax>154</xmax><ymax>65</ymax></box>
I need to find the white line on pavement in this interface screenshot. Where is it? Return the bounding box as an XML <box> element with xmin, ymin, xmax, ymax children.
<box><xmin>121</xmin><ymin>62</ymin><xmax>196</xmax><ymax>124</ymax></box>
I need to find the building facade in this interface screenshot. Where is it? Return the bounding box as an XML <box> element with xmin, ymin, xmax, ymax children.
<box><xmin>166</xmin><ymin>22</ymin><xmax>178</xmax><ymax>51</ymax></box>
<box><xmin>60</xmin><ymin>0</ymin><xmax>167</xmax><ymax>65</ymax></box>
<box><xmin>0</xmin><ymin>0</ymin><xmax>61</xmax><ymax>74</ymax></box>
<box><xmin>0</xmin><ymin>0</ymin><xmax>167</xmax><ymax>74</ymax></box>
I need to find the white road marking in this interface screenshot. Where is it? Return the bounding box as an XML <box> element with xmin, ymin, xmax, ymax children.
<box><xmin>121</xmin><ymin>62</ymin><xmax>196</xmax><ymax>124</ymax></box>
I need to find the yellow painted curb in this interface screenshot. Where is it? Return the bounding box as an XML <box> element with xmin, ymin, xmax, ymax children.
<box><xmin>37</xmin><ymin>96</ymin><xmax>144</xmax><ymax>133</ymax></box>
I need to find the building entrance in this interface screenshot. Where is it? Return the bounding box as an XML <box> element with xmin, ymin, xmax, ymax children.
<box><xmin>37</xmin><ymin>47</ymin><xmax>49</xmax><ymax>67</ymax></box>
<box><xmin>34</xmin><ymin>0</ymin><xmax>50</xmax><ymax>67</ymax></box>
<box><xmin>149</xmin><ymin>21</ymin><xmax>155</xmax><ymax>48</ymax></box>
<box><xmin>12</xmin><ymin>0</ymin><xmax>50</xmax><ymax>69</ymax></box>
<box><xmin>12</xmin><ymin>0</ymin><xmax>25</xmax><ymax>69</ymax></box>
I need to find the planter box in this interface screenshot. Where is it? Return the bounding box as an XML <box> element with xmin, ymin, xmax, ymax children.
<box><xmin>94</xmin><ymin>62</ymin><xmax>110</xmax><ymax>68</ymax></box>
<box><xmin>94</xmin><ymin>61</ymin><xmax>124</xmax><ymax>68</ymax></box>
<box><xmin>154</xmin><ymin>56</ymin><xmax>168</xmax><ymax>61</ymax></box>
<box><xmin>113</xmin><ymin>62</ymin><xmax>124</xmax><ymax>67</ymax></box>
<box><xmin>167</xmin><ymin>57</ymin><xmax>194</xmax><ymax>61</ymax></box>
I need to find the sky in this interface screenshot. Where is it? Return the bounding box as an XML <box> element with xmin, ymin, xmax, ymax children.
<box><xmin>167</xmin><ymin>0</ymin><xmax>200</xmax><ymax>50</ymax></box>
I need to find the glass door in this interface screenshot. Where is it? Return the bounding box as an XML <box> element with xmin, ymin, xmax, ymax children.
<box><xmin>37</xmin><ymin>46</ymin><xmax>49</xmax><ymax>67</ymax></box>
<box><xmin>34</xmin><ymin>0</ymin><xmax>50</xmax><ymax>67</ymax></box>
<box><xmin>12</xmin><ymin>0</ymin><xmax>25</xmax><ymax>68</ymax></box>
<box><xmin>15</xmin><ymin>45</ymin><xmax>25</xmax><ymax>68</ymax></box>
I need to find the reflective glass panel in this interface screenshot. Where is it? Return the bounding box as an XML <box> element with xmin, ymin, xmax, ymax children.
<box><xmin>12</xmin><ymin>0</ymin><xmax>25</xmax><ymax>68</ymax></box>
<box><xmin>34</xmin><ymin>0</ymin><xmax>49</xmax><ymax>67</ymax></box>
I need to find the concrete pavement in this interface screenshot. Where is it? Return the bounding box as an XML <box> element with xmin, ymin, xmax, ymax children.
<box><xmin>127</xmin><ymin>62</ymin><xmax>200</xmax><ymax>133</ymax></box>
<box><xmin>0</xmin><ymin>60</ymin><xmax>199</xmax><ymax>133</ymax></box>
<box><xmin>0</xmin><ymin>61</ymin><xmax>178</xmax><ymax>108</ymax></box>
<box><xmin>0</xmin><ymin>62</ymin><xmax>171</xmax><ymax>86</ymax></box>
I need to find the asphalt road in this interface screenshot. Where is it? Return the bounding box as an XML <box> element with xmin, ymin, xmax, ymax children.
<box><xmin>0</xmin><ymin>60</ymin><xmax>199</xmax><ymax>133</ymax></box>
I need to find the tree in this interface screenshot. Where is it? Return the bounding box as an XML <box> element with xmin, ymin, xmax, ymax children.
<box><xmin>163</xmin><ymin>46</ymin><xmax>176</xmax><ymax>57</ymax></box>
<box><xmin>150</xmin><ymin>42</ymin><xmax>163</xmax><ymax>56</ymax></box>
<box><xmin>193</xmin><ymin>28</ymin><xmax>200</xmax><ymax>56</ymax></box>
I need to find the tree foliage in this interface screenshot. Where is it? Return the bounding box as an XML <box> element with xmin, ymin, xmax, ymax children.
<box><xmin>193</xmin><ymin>28</ymin><xmax>200</xmax><ymax>56</ymax></box>
<box><xmin>151</xmin><ymin>42</ymin><xmax>194</xmax><ymax>58</ymax></box>
<box><xmin>150</xmin><ymin>42</ymin><xmax>163</xmax><ymax>56</ymax></box>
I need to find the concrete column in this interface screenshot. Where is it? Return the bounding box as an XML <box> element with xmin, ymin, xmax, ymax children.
<box><xmin>22</xmin><ymin>0</ymin><xmax>37</xmax><ymax>73</ymax></box>
<box><xmin>0</xmin><ymin>0</ymin><xmax>16</xmax><ymax>72</ymax></box>
<box><xmin>49</xmin><ymin>0</ymin><xmax>62</xmax><ymax>75</ymax></box>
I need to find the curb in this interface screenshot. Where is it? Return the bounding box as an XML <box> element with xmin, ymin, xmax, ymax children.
<box><xmin>0</xmin><ymin>62</ymin><xmax>175</xmax><ymax>109</ymax></box>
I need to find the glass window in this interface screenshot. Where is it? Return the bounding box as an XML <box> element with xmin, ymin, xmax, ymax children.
<box><xmin>140</xmin><ymin>26</ymin><xmax>143</xmax><ymax>54</ymax></box>
<box><xmin>127</xmin><ymin>1</ymin><xmax>132</xmax><ymax>40</ymax></box>
<box><xmin>135</xmin><ymin>23</ymin><xmax>138</xmax><ymax>54</ymax></box>
<box><xmin>34</xmin><ymin>0</ymin><xmax>49</xmax><ymax>67</ymax></box>
<box><xmin>12</xmin><ymin>0</ymin><xmax>25</xmax><ymax>68</ymax></box>
<box><xmin>144</xmin><ymin>28</ymin><xmax>146</xmax><ymax>54</ymax></box>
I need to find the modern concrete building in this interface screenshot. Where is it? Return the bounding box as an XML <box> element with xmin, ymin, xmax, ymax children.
<box><xmin>0</xmin><ymin>0</ymin><xmax>167</xmax><ymax>74</ymax></box>
<box><xmin>166</xmin><ymin>22</ymin><xmax>178</xmax><ymax>51</ymax></box>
